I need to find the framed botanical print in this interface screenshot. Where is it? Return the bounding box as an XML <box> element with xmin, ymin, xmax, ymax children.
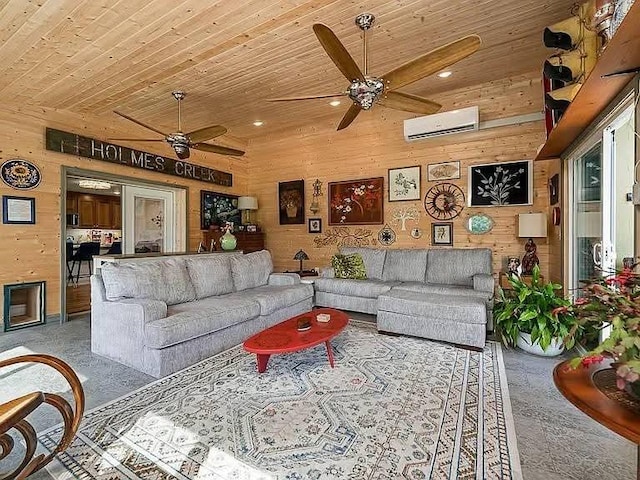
<box><xmin>328</xmin><ymin>177</ymin><xmax>384</xmax><ymax>225</ymax></box>
<box><xmin>468</xmin><ymin>160</ymin><xmax>532</xmax><ymax>206</ymax></box>
<box><xmin>427</xmin><ymin>161</ymin><xmax>460</xmax><ymax>182</ymax></box>
<box><xmin>308</xmin><ymin>218</ymin><xmax>322</xmax><ymax>233</ymax></box>
<box><xmin>388</xmin><ymin>166</ymin><xmax>421</xmax><ymax>201</ymax></box>
<box><xmin>431</xmin><ymin>222</ymin><xmax>453</xmax><ymax>246</ymax></box>
<box><xmin>200</xmin><ymin>191</ymin><xmax>240</xmax><ymax>230</ymax></box>
<box><xmin>279</xmin><ymin>180</ymin><xmax>305</xmax><ymax>225</ymax></box>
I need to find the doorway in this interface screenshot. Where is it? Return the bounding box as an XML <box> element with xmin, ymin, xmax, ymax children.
<box><xmin>61</xmin><ymin>169</ymin><xmax>187</xmax><ymax>321</ymax></box>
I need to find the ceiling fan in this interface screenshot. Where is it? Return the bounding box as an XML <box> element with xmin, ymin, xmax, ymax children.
<box><xmin>268</xmin><ymin>13</ymin><xmax>481</xmax><ymax>130</ymax></box>
<box><xmin>110</xmin><ymin>91</ymin><xmax>244</xmax><ymax>159</ymax></box>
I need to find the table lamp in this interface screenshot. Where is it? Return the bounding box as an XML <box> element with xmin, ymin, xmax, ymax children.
<box><xmin>237</xmin><ymin>196</ymin><xmax>258</xmax><ymax>225</ymax></box>
<box><xmin>518</xmin><ymin>213</ymin><xmax>548</xmax><ymax>274</ymax></box>
<box><xmin>293</xmin><ymin>249</ymin><xmax>309</xmax><ymax>273</ymax></box>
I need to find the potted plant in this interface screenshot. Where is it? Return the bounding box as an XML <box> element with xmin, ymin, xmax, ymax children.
<box><xmin>494</xmin><ymin>265</ymin><xmax>577</xmax><ymax>356</ymax></box>
<box><xmin>562</xmin><ymin>267</ymin><xmax>640</xmax><ymax>396</ymax></box>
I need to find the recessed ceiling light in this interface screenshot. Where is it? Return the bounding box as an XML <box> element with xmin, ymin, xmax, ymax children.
<box><xmin>78</xmin><ymin>180</ymin><xmax>111</xmax><ymax>190</ymax></box>
<box><xmin>329</xmin><ymin>99</ymin><xmax>341</xmax><ymax>107</ymax></box>
<box><xmin>437</xmin><ymin>71</ymin><xmax>452</xmax><ymax>78</ymax></box>
<box><xmin>253</xmin><ymin>120</ymin><xmax>264</xmax><ymax>127</ymax></box>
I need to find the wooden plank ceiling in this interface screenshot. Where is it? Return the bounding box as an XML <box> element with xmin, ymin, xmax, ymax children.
<box><xmin>0</xmin><ymin>0</ymin><xmax>576</xmax><ymax>141</ymax></box>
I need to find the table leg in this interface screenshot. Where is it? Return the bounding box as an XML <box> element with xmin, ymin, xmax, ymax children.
<box><xmin>256</xmin><ymin>354</ymin><xmax>270</xmax><ymax>373</ymax></box>
<box><xmin>325</xmin><ymin>340</ymin><xmax>335</xmax><ymax>368</ymax></box>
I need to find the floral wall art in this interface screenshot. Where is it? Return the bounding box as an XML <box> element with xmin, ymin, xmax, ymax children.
<box><xmin>328</xmin><ymin>177</ymin><xmax>384</xmax><ymax>225</ymax></box>
<box><xmin>388</xmin><ymin>166</ymin><xmax>420</xmax><ymax>201</ymax></box>
<box><xmin>468</xmin><ymin>160</ymin><xmax>532</xmax><ymax>207</ymax></box>
<box><xmin>279</xmin><ymin>180</ymin><xmax>305</xmax><ymax>225</ymax></box>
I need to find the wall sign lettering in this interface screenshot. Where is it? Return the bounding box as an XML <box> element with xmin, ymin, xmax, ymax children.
<box><xmin>45</xmin><ymin>128</ymin><xmax>232</xmax><ymax>187</ymax></box>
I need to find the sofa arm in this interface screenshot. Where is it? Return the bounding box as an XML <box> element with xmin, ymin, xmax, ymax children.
<box><xmin>114</xmin><ymin>298</ymin><xmax>168</xmax><ymax>322</ymax></box>
<box><xmin>473</xmin><ymin>273</ymin><xmax>495</xmax><ymax>294</ymax></box>
<box><xmin>320</xmin><ymin>267</ymin><xmax>335</xmax><ymax>278</ymax></box>
<box><xmin>268</xmin><ymin>273</ymin><xmax>301</xmax><ymax>286</ymax></box>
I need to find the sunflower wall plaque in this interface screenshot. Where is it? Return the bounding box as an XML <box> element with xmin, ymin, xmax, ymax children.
<box><xmin>1</xmin><ymin>159</ymin><xmax>41</xmax><ymax>190</ymax></box>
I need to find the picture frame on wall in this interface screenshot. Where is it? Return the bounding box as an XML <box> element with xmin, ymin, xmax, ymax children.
<box><xmin>2</xmin><ymin>195</ymin><xmax>35</xmax><ymax>224</ymax></box>
<box><xmin>431</xmin><ymin>222</ymin><xmax>453</xmax><ymax>246</ymax></box>
<box><xmin>279</xmin><ymin>180</ymin><xmax>305</xmax><ymax>225</ymax></box>
<box><xmin>308</xmin><ymin>218</ymin><xmax>322</xmax><ymax>233</ymax></box>
<box><xmin>427</xmin><ymin>161</ymin><xmax>460</xmax><ymax>182</ymax></box>
<box><xmin>328</xmin><ymin>177</ymin><xmax>384</xmax><ymax>225</ymax></box>
<box><xmin>200</xmin><ymin>191</ymin><xmax>241</xmax><ymax>230</ymax></box>
<box><xmin>388</xmin><ymin>166</ymin><xmax>421</xmax><ymax>202</ymax></box>
<box><xmin>468</xmin><ymin>159</ymin><xmax>533</xmax><ymax>207</ymax></box>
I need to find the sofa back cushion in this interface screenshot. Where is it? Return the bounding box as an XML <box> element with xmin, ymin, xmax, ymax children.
<box><xmin>339</xmin><ymin>247</ymin><xmax>386</xmax><ymax>280</ymax></box>
<box><xmin>231</xmin><ymin>250</ymin><xmax>273</xmax><ymax>291</ymax></box>
<box><xmin>101</xmin><ymin>258</ymin><xmax>196</xmax><ymax>305</ymax></box>
<box><xmin>426</xmin><ymin>248</ymin><xmax>492</xmax><ymax>287</ymax></box>
<box><xmin>185</xmin><ymin>255</ymin><xmax>235</xmax><ymax>299</ymax></box>
<box><xmin>331</xmin><ymin>253</ymin><xmax>367</xmax><ymax>279</ymax></box>
<box><xmin>382</xmin><ymin>249</ymin><xmax>428</xmax><ymax>282</ymax></box>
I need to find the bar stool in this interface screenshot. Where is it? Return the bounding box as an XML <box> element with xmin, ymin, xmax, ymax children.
<box><xmin>70</xmin><ymin>242</ymin><xmax>101</xmax><ymax>283</ymax></box>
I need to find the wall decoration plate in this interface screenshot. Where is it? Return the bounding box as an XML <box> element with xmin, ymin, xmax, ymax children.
<box><xmin>410</xmin><ymin>228</ymin><xmax>423</xmax><ymax>239</ymax></box>
<box><xmin>468</xmin><ymin>160</ymin><xmax>532</xmax><ymax>206</ymax></box>
<box><xmin>1</xmin><ymin>159</ymin><xmax>41</xmax><ymax>190</ymax></box>
<box><xmin>424</xmin><ymin>183</ymin><xmax>465</xmax><ymax>220</ymax></box>
<box><xmin>465</xmin><ymin>213</ymin><xmax>495</xmax><ymax>234</ymax></box>
<box><xmin>427</xmin><ymin>161</ymin><xmax>460</xmax><ymax>181</ymax></box>
<box><xmin>388</xmin><ymin>166</ymin><xmax>421</xmax><ymax>201</ymax></box>
<box><xmin>377</xmin><ymin>224</ymin><xmax>396</xmax><ymax>246</ymax></box>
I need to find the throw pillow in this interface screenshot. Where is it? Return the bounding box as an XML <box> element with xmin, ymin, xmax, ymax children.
<box><xmin>331</xmin><ymin>253</ymin><xmax>367</xmax><ymax>280</ymax></box>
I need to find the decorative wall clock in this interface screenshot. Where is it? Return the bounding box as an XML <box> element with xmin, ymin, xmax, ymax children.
<box><xmin>1</xmin><ymin>159</ymin><xmax>41</xmax><ymax>190</ymax></box>
<box><xmin>424</xmin><ymin>183</ymin><xmax>465</xmax><ymax>220</ymax></box>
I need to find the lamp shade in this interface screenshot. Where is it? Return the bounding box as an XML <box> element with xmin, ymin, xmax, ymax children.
<box><xmin>293</xmin><ymin>249</ymin><xmax>309</xmax><ymax>261</ymax></box>
<box><xmin>237</xmin><ymin>196</ymin><xmax>258</xmax><ymax>210</ymax></box>
<box><xmin>518</xmin><ymin>213</ymin><xmax>548</xmax><ymax>238</ymax></box>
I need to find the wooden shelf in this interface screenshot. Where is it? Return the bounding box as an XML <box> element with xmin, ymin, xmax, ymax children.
<box><xmin>535</xmin><ymin>2</ymin><xmax>640</xmax><ymax>161</ymax></box>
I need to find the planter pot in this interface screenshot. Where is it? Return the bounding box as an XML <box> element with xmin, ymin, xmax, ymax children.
<box><xmin>286</xmin><ymin>205</ymin><xmax>297</xmax><ymax>218</ymax></box>
<box><xmin>516</xmin><ymin>332</ymin><xmax>565</xmax><ymax>357</ymax></box>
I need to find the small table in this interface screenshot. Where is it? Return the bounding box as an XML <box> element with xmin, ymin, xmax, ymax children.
<box><xmin>243</xmin><ymin>308</ymin><xmax>348</xmax><ymax>373</ymax></box>
<box><xmin>554</xmin><ymin>359</ymin><xmax>640</xmax><ymax>479</ymax></box>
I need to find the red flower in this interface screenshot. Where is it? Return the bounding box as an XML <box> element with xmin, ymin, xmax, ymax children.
<box><xmin>580</xmin><ymin>355</ymin><xmax>605</xmax><ymax>367</ymax></box>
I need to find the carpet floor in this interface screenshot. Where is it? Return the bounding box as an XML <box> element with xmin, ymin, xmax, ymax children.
<box><xmin>39</xmin><ymin>321</ymin><xmax>521</xmax><ymax>479</ymax></box>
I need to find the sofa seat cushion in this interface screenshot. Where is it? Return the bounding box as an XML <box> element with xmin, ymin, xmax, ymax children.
<box><xmin>378</xmin><ymin>290</ymin><xmax>486</xmax><ymax>325</ymax></box>
<box><xmin>393</xmin><ymin>282</ymin><xmax>492</xmax><ymax>300</ymax></box>
<box><xmin>147</xmin><ymin>295</ymin><xmax>261</xmax><ymax>349</ymax></box>
<box><xmin>382</xmin><ymin>249</ymin><xmax>428</xmax><ymax>282</ymax></box>
<box><xmin>426</xmin><ymin>248</ymin><xmax>492</xmax><ymax>287</ymax></box>
<box><xmin>315</xmin><ymin>278</ymin><xmax>398</xmax><ymax>298</ymax></box>
<box><xmin>246</xmin><ymin>284</ymin><xmax>314</xmax><ymax>315</ymax></box>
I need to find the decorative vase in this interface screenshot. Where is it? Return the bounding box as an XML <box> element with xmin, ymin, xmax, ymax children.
<box><xmin>220</xmin><ymin>230</ymin><xmax>237</xmax><ymax>251</ymax></box>
<box><xmin>286</xmin><ymin>205</ymin><xmax>297</xmax><ymax>218</ymax></box>
<box><xmin>516</xmin><ymin>332</ymin><xmax>565</xmax><ymax>357</ymax></box>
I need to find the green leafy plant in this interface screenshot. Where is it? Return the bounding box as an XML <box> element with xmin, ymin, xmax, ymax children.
<box><xmin>494</xmin><ymin>265</ymin><xmax>577</xmax><ymax>351</ymax></box>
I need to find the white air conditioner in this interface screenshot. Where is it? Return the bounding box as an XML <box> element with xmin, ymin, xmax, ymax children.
<box><xmin>404</xmin><ymin>106</ymin><xmax>479</xmax><ymax>141</ymax></box>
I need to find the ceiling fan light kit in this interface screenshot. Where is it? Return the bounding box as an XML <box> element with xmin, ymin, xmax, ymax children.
<box><xmin>267</xmin><ymin>13</ymin><xmax>481</xmax><ymax>131</ymax></box>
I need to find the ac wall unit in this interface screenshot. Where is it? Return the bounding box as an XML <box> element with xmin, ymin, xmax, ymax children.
<box><xmin>404</xmin><ymin>106</ymin><xmax>479</xmax><ymax>141</ymax></box>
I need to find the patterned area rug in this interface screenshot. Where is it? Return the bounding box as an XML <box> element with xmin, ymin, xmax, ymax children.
<box><xmin>41</xmin><ymin>321</ymin><xmax>522</xmax><ymax>479</ymax></box>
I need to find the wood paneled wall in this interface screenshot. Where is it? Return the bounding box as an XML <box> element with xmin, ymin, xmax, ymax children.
<box><xmin>0</xmin><ymin>104</ymin><xmax>249</xmax><ymax>316</ymax></box>
<box><xmin>546</xmin><ymin>158</ymin><xmax>563</xmax><ymax>285</ymax></box>
<box><xmin>248</xmin><ymin>72</ymin><xmax>557</xmax><ymax>281</ymax></box>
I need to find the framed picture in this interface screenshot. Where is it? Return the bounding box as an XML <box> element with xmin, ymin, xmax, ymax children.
<box><xmin>468</xmin><ymin>160</ymin><xmax>533</xmax><ymax>207</ymax></box>
<box><xmin>388</xmin><ymin>166</ymin><xmax>421</xmax><ymax>201</ymax></box>
<box><xmin>200</xmin><ymin>191</ymin><xmax>241</xmax><ymax>230</ymax></box>
<box><xmin>308</xmin><ymin>218</ymin><xmax>322</xmax><ymax>233</ymax></box>
<box><xmin>279</xmin><ymin>180</ymin><xmax>305</xmax><ymax>225</ymax></box>
<box><xmin>2</xmin><ymin>195</ymin><xmax>35</xmax><ymax>224</ymax></box>
<box><xmin>328</xmin><ymin>177</ymin><xmax>384</xmax><ymax>225</ymax></box>
<box><xmin>431</xmin><ymin>222</ymin><xmax>453</xmax><ymax>246</ymax></box>
<box><xmin>246</xmin><ymin>224</ymin><xmax>257</xmax><ymax>232</ymax></box>
<box><xmin>549</xmin><ymin>173</ymin><xmax>559</xmax><ymax>205</ymax></box>
<box><xmin>427</xmin><ymin>161</ymin><xmax>460</xmax><ymax>182</ymax></box>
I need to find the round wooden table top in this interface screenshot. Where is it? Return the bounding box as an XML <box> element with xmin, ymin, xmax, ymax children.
<box><xmin>243</xmin><ymin>308</ymin><xmax>349</xmax><ymax>355</ymax></box>
<box><xmin>553</xmin><ymin>358</ymin><xmax>640</xmax><ymax>444</ymax></box>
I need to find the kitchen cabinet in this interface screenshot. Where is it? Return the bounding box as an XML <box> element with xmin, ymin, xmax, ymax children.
<box><xmin>78</xmin><ymin>195</ymin><xmax>96</xmax><ymax>228</ymax></box>
<box><xmin>95</xmin><ymin>197</ymin><xmax>112</xmax><ymax>228</ymax></box>
<box><xmin>74</xmin><ymin>193</ymin><xmax>121</xmax><ymax>229</ymax></box>
<box><xmin>66</xmin><ymin>192</ymin><xmax>78</xmax><ymax>214</ymax></box>
<box><xmin>111</xmin><ymin>198</ymin><xmax>121</xmax><ymax>230</ymax></box>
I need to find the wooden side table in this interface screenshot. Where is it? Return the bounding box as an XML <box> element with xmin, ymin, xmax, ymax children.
<box><xmin>203</xmin><ymin>229</ymin><xmax>265</xmax><ymax>253</ymax></box>
<box><xmin>554</xmin><ymin>359</ymin><xmax>640</xmax><ymax>479</ymax></box>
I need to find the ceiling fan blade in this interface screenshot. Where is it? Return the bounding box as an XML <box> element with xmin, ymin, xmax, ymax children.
<box><xmin>378</xmin><ymin>91</ymin><xmax>442</xmax><ymax>115</ymax></box>
<box><xmin>313</xmin><ymin>23</ymin><xmax>365</xmax><ymax>82</ymax></box>
<box><xmin>113</xmin><ymin>111</ymin><xmax>168</xmax><ymax>137</ymax></box>
<box><xmin>267</xmin><ymin>93</ymin><xmax>346</xmax><ymax>102</ymax></box>
<box><xmin>107</xmin><ymin>138</ymin><xmax>165</xmax><ymax>142</ymax></box>
<box><xmin>186</xmin><ymin>125</ymin><xmax>227</xmax><ymax>143</ymax></box>
<box><xmin>192</xmin><ymin>143</ymin><xmax>245</xmax><ymax>156</ymax></box>
<box><xmin>337</xmin><ymin>104</ymin><xmax>361</xmax><ymax>131</ymax></box>
<box><xmin>382</xmin><ymin>35</ymin><xmax>481</xmax><ymax>90</ymax></box>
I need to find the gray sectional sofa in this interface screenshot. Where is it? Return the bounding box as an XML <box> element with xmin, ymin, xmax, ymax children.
<box><xmin>315</xmin><ymin>247</ymin><xmax>494</xmax><ymax>348</ymax></box>
<box><xmin>91</xmin><ymin>250</ymin><xmax>313</xmax><ymax>377</ymax></box>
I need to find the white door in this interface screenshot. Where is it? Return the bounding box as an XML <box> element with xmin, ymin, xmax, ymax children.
<box><xmin>122</xmin><ymin>185</ymin><xmax>176</xmax><ymax>254</ymax></box>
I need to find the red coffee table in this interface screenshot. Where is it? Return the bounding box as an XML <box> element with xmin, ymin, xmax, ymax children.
<box><xmin>243</xmin><ymin>308</ymin><xmax>349</xmax><ymax>373</ymax></box>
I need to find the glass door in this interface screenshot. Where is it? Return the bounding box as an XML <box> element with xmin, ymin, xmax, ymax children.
<box><xmin>122</xmin><ymin>185</ymin><xmax>175</xmax><ymax>254</ymax></box>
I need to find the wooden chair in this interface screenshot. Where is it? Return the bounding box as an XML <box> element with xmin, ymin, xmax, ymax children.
<box><xmin>0</xmin><ymin>355</ymin><xmax>84</xmax><ymax>479</ymax></box>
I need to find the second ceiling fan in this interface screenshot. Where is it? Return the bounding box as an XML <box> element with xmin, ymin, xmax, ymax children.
<box><xmin>269</xmin><ymin>13</ymin><xmax>481</xmax><ymax>130</ymax></box>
